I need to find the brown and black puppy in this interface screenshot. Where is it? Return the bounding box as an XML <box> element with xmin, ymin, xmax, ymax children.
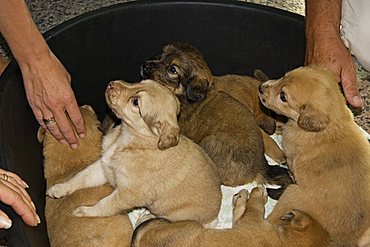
<box><xmin>139</xmin><ymin>43</ymin><xmax>290</xmax><ymax>188</ymax></box>
<box><xmin>132</xmin><ymin>187</ymin><xmax>329</xmax><ymax>247</ymax></box>
<box><xmin>259</xmin><ymin>66</ymin><xmax>370</xmax><ymax>246</ymax></box>
<box><xmin>38</xmin><ymin>105</ymin><xmax>132</xmax><ymax>247</ymax></box>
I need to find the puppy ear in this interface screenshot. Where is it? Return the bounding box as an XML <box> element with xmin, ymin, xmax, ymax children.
<box><xmin>297</xmin><ymin>104</ymin><xmax>329</xmax><ymax>131</ymax></box>
<box><xmin>154</xmin><ymin>119</ymin><xmax>180</xmax><ymax>150</ymax></box>
<box><xmin>142</xmin><ymin>97</ymin><xmax>180</xmax><ymax>150</ymax></box>
<box><xmin>37</xmin><ymin>127</ymin><xmax>46</xmax><ymax>143</ymax></box>
<box><xmin>280</xmin><ymin>209</ymin><xmax>310</xmax><ymax>231</ymax></box>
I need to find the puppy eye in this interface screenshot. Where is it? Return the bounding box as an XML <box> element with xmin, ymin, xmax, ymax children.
<box><xmin>131</xmin><ymin>97</ymin><xmax>139</xmax><ymax>107</ymax></box>
<box><xmin>280</xmin><ymin>92</ymin><xmax>287</xmax><ymax>102</ymax></box>
<box><xmin>167</xmin><ymin>66</ymin><xmax>177</xmax><ymax>74</ymax></box>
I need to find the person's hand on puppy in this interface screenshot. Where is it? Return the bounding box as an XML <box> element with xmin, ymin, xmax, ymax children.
<box><xmin>0</xmin><ymin>0</ymin><xmax>85</xmax><ymax>149</ymax></box>
<box><xmin>0</xmin><ymin>168</ymin><xmax>40</xmax><ymax>229</ymax></box>
<box><xmin>19</xmin><ymin>50</ymin><xmax>85</xmax><ymax>149</ymax></box>
<box><xmin>305</xmin><ymin>0</ymin><xmax>363</xmax><ymax>108</ymax></box>
<box><xmin>305</xmin><ymin>27</ymin><xmax>361</xmax><ymax>108</ymax></box>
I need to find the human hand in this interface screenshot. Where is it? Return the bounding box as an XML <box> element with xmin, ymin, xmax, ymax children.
<box><xmin>0</xmin><ymin>168</ymin><xmax>40</xmax><ymax>229</ymax></box>
<box><xmin>19</xmin><ymin>50</ymin><xmax>85</xmax><ymax>149</ymax></box>
<box><xmin>305</xmin><ymin>30</ymin><xmax>363</xmax><ymax>108</ymax></box>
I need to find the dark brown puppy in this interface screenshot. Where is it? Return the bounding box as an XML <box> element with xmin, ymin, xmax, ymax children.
<box><xmin>139</xmin><ymin>43</ymin><xmax>290</xmax><ymax>188</ymax></box>
<box><xmin>38</xmin><ymin>105</ymin><xmax>133</xmax><ymax>247</ymax></box>
<box><xmin>132</xmin><ymin>187</ymin><xmax>329</xmax><ymax>247</ymax></box>
<box><xmin>259</xmin><ymin>66</ymin><xmax>370</xmax><ymax>246</ymax></box>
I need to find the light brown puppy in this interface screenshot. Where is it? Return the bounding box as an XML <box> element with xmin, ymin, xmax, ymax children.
<box><xmin>259</xmin><ymin>66</ymin><xmax>370</xmax><ymax>246</ymax></box>
<box><xmin>38</xmin><ymin>105</ymin><xmax>132</xmax><ymax>247</ymax></box>
<box><xmin>139</xmin><ymin>43</ymin><xmax>289</xmax><ymax>188</ymax></box>
<box><xmin>132</xmin><ymin>187</ymin><xmax>329</xmax><ymax>247</ymax></box>
<box><xmin>46</xmin><ymin>80</ymin><xmax>221</xmax><ymax>226</ymax></box>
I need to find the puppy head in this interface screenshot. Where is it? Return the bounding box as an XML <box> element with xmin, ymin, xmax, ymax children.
<box><xmin>141</xmin><ymin>43</ymin><xmax>213</xmax><ymax>102</ymax></box>
<box><xmin>105</xmin><ymin>79</ymin><xmax>180</xmax><ymax>150</ymax></box>
<box><xmin>38</xmin><ymin>105</ymin><xmax>103</xmax><ymax>178</ymax></box>
<box><xmin>258</xmin><ymin>66</ymin><xmax>346</xmax><ymax>132</ymax></box>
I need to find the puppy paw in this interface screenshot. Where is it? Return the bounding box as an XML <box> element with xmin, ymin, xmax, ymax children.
<box><xmin>250</xmin><ymin>186</ymin><xmax>268</xmax><ymax>203</ymax></box>
<box><xmin>232</xmin><ymin>189</ymin><xmax>249</xmax><ymax>208</ymax></box>
<box><xmin>46</xmin><ymin>184</ymin><xmax>70</xmax><ymax>198</ymax></box>
<box><xmin>73</xmin><ymin>206</ymin><xmax>95</xmax><ymax>217</ymax></box>
<box><xmin>232</xmin><ymin>189</ymin><xmax>249</xmax><ymax>224</ymax></box>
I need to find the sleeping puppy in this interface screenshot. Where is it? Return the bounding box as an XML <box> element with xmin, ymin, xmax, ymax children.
<box><xmin>46</xmin><ymin>80</ymin><xmax>222</xmax><ymax>226</ymax></box>
<box><xmin>259</xmin><ymin>65</ymin><xmax>370</xmax><ymax>246</ymax></box>
<box><xmin>38</xmin><ymin>105</ymin><xmax>132</xmax><ymax>247</ymax></box>
<box><xmin>132</xmin><ymin>187</ymin><xmax>329</xmax><ymax>247</ymax></box>
<box><xmin>139</xmin><ymin>42</ymin><xmax>290</xmax><ymax>188</ymax></box>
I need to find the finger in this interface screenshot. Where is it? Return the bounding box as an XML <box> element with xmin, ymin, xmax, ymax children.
<box><xmin>52</xmin><ymin>108</ymin><xmax>79</xmax><ymax>149</ymax></box>
<box><xmin>341</xmin><ymin>67</ymin><xmax>363</xmax><ymax>108</ymax></box>
<box><xmin>0</xmin><ymin>175</ymin><xmax>32</xmax><ymax>202</ymax></box>
<box><xmin>0</xmin><ymin>210</ymin><xmax>12</xmax><ymax>229</ymax></box>
<box><xmin>65</xmin><ymin>100</ymin><xmax>85</xmax><ymax>138</ymax></box>
<box><xmin>1</xmin><ymin>179</ymin><xmax>35</xmax><ymax>211</ymax></box>
<box><xmin>0</xmin><ymin>182</ymin><xmax>39</xmax><ymax>226</ymax></box>
<box><xmin>42</xmin><ymin>108</ymin><xmax>68</xmax><ymax>144</ymax></box>
<box><xmin>0</xmin><ymin>169</ymin><xmax>29</xmax><ymax>188</ymax></box>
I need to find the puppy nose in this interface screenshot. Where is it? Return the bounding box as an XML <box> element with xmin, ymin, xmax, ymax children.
<box><xmin>107</xmin><ymin>81</ymin><xmax>116</xmax><ymax>90</ymax></box>
<box><xmin>141</xmin><ymin>62</ymin><xmax>153</xmax><ymax>77</ymax></box>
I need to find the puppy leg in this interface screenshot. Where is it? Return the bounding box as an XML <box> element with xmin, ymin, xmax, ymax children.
<box><xmin>261</xmin><ymin>130</ymin><xmax>286</xmax><ymax>164</ymax></box>
<box><xmin>235</xmin><ymin>187</ymin><xmax>268</xmax><ymax>225</ymax></box>
<box><xmin>232</xmin><ymin>189</ymin><xmax>249</xmax><ymax>225</ymax></box>
<box><xmin>73</xmin><ymin>188</ymin><xmax>139</xmax><ymax>217</ymax></box>
<box><xmin>267</xmin><ymin>184</ymin><xmax>307</xmax><ymax>224</ymax></box>
<box><xmin>46</xmin><ymin>160</ymin><xmax>106</xmax><ymax>198</ymax></box>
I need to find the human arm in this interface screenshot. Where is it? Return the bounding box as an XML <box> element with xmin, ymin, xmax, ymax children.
<box><xmin>0</xmin><ymin>168</ymin><xmax>40</xmax><ymax>229</ymax></box>
<box><xmin>0</xmin><ymin>0</ymin><xmax>85</xmax><ymax>148</ymax></box>
<box><xmin>305</xmin><ymin>0</ymin><xmax>363</xmax><ymax>108</ymax></box>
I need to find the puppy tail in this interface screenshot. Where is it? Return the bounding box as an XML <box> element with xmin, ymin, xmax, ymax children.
<box><xmin>264</xmin><ymin>165</ymin><xmax>294</xmax><ymax>200</ymax></box>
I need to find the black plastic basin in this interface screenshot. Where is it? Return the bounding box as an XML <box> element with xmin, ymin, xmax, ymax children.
<box><xmin>0</xmin><ymin>1</ymin><xmax>305</xmax><ymax>246</ymax></box>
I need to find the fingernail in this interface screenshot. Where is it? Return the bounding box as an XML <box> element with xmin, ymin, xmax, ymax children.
<box><xmin>0</xmin><ymin>216</ymin><xmax>12</xmax><ymax>229</ymax></box>
<box><xmin>36</xmin><ymin>214</ymin><xmax>41</xmax><ymax>224</ymax></box>
<box><xmin>60</xmin><ymin>139</ymin><xmax>68</xmax><ymax>145</ymax></box>
<box><xmin>79</xmin><ymin>133</ymin><xmax>85</xmax><ymax>139</ymax></box>
<box><xmin>22</xmin><ymin>181</ymin><xmax>30</xmax><ymax>188</ymax></box>
<box><xmin>71</xmin><ymin>144</ymin><xmax>78</xmax><ymax>150</ymax></box>
<box><xmin>353</xmin><ymin>96</ymin><xmax>363</xmax><ymax>107</ymax></box>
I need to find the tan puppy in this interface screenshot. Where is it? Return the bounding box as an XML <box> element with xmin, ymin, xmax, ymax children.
<box><xmin>38</xmin><ymin>105</ymin><xmax>132</xmax><ymax>247</ymax></box>
<box><xmin>259</xmin><ymin>66</ymin><xmax>370</xmax><ymax>246</ymax></box>
<box><xmin>139</xmin><ymin>43</ymin><xmax>289</xmax><ymax>188</ymax></box>
<box><xmin>132</xmin><ymin>187</ymin><xmax>329</xmax><ymax>247</ymax></box>
<box><xmin>46</xmin><ymin>80</ymin><xmax>221</xmax><ymax>226</ymax></box>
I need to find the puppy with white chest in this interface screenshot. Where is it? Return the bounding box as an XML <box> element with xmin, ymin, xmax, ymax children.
<box><xmin>38</xmin><ymin>105</ymin><xmax>133</xmax><ymax>247</ymax></box>
<box><xmin>47</xmin><ymin>79</ymin><xmax>221</xmax><ymax>226</ymax></box>
<box><xmin>132</xmin><ymin>187</ymin><xmax>329</xmax><ymax>247</ymax></box>
<box><xmin>137</xmin><ymin>43</ymin><xmax>290</xmax><ymax>189</ymax></box>
<box><xmin>259</xmin><ymin>66</ymin><xmax>370</xmax><ymax>246</ymax></box>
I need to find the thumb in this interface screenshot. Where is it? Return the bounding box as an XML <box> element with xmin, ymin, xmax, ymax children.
<box><xmin>0</xmin><ymin>210</ymin><xmax>12</xmax><ymax>229</ymax></box>
<box><xmin>341</xmin><ymin>69</ymin><xmax>363</xmax><ymax>108</ymax></box>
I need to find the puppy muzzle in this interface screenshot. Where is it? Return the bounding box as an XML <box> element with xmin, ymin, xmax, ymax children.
<box><xmin>141</xmin><ymin>60</ymin><xmax>158</xmax><ymax>79</ymax></box>
<box><xmin>186</xmin><ymin>86</ymin><xmax>207</xmax><ymax>102</ymax></box>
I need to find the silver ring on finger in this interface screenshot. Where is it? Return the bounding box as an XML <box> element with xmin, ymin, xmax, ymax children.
<box><xmin>43</xmin><ymin>117</ymin><xmax>56</xmax><ymax>125</ymax></box>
